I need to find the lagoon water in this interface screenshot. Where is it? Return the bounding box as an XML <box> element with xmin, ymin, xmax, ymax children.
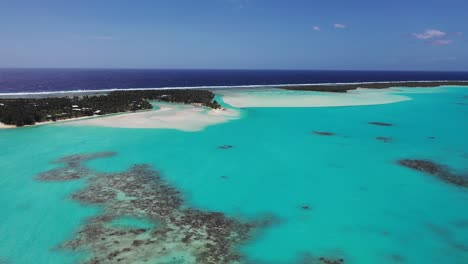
<box><xmin>0</xmin><ymin>87</ymin><xmax>467</xmax><ymax>264</ymax></box>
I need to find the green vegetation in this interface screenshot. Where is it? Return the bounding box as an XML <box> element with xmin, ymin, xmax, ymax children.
<box><xmin>0</xmin><ymin>89</ymin><xmax>221</xmax><ymax>127</ymax></box>
<box><xmin>278</xmin><ymin>81</ymin><xmax>468</xmax><ymax>93</ymax></box>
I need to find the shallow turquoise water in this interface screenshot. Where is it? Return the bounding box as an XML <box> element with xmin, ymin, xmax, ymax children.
<box><xmin>0</xmin><ymin>87</ymin><xmax>467</xmax><ymax>263</ymax></box>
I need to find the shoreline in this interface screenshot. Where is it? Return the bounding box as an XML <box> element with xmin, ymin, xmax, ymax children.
<box><xmin>1</xmin><ymin>80</ymin><xmax>467</xmax><ymax>98</ymax></box>
<box><xmin>277</xmin><ymin>81</ymin><xmax>468</xmax><ymax>93</ymax></box>
<box><xmin>1</xmin><ymin>102</ymin><xmax>240</xmax><ymax>131</ymax></box>
<box><xmin>60</xmin><ymin>103</ymin><xmax>241</xmax><ymax>131</ymax></box>
<box><xmin>0</xmin><ymin>115</ymin><xmax>109</xmax><ymax>129</ymax></box>
<box><xmin>2</xmin><ymin>84</ymin><xmax>467</xmax><ymax>129</ymax></box>
<box><xmin>218</xmin><ymin>88</ymin><xmax>413</xmax><ymax>108</ymax></box>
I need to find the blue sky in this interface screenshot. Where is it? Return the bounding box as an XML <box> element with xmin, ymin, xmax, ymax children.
<box><xmin>0</xmin><ymin>0</ymin><xmax>467</xmax><ymax>70</ymax></box>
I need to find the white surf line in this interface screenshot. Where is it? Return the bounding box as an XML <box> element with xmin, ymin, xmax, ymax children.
<box><xmin>1</xmin><ymin>80</ymin><xmax>467</xmax><ymax>97</ymax></box>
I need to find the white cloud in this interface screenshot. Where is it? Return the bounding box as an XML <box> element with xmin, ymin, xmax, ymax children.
<box><xmin>412</xmin><ymin>29</ymin><xmax>446</xmax><ymax>39</ymax></box>
<box><xmin>411</xmin><ymin>29</ymin><xmax>454</xmax><ymax>45</ymax></box>
<box><xmin>313</xmin><ymin>26</ymin><xmax>321</xmax><ymax>31</ymax></box>
<box><xmin>334</xmin><ymin>23</ymin><xmax>347</xmax><ymax>29</ymax></box>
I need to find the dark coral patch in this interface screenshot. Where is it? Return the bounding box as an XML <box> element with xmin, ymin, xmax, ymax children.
<box><xmin>387</xmin><ymin>254</ymin><xmax>405</xmax><ymax>263</ymax></box>
<box><xmin>398</xmin><ymin>159</ymin><xmax>468</xmax><ymax>187</ymax></box>
<box><xmin>398</xmin><ymin>159</ymin><xmax>442</xmax><ymax>174</ymax></box>
<box><xmin>218</xmin><ymin>145</ymin><xmax>234</xmax><ymax>149</ymax></box>
<box><xmin>318</xmin><ymin>257</ymin><xmax>345</xmax><ymax>264</ymax></box>
<box><xmin>38</xmin><ymin>152</ymin><xmax>277</xmax><ymax>264</ymax></box>
<box><xmin>313</xmin><ymin>131</ymin><xmax>335</xmax><ymax>136</ymax></box>
<box><xmin>37</xmin><ymin>166</ymin><xmax>92</xmax><ymax>181</ymax></box>
<box><xmin>54</xmin><ymin>152</ymin><xmax>117</xmax><ymax>166</ymax></box>
<box><xmin>368</xmin><ymin>122</ymin><xmax>393</xmax><ymax>127</ymax></box>
<box><xmin>452</xmin><ymin>219</ymin><xmax>468</xmax><ymax>229</ymax></box>
<box><xmin>294</xmin><ymin>254</ymin><xmax>345</xmax><ymax>264</ymax></box>
<box><xmin>37</xmin><ymin>152</ymin><xmax>117</xmax><ymax>182</ymax></box>
<box><xmin>376</xmin><ymin>137</ymin><xmax>392</xmax><ymax>143</ymax></box>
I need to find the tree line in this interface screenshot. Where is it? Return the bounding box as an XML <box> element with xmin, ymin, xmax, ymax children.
<box><xmin>279</xmin><ymin>81</ymin><xmax>468</xmax><ymax>93</ymax></box>
<box><xmin>0</xmin><ymin>89</ymin><xmax>221</xmax><ymax>127</ymax></box>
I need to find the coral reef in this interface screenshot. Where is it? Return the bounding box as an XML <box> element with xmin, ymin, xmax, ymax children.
<box><xmin>312</xmin><ymin>131</ymin><xmax>335</xmax><ymax>136</ymax></box>
<box><xmin>218</xmin><ymin>145</ymin><xmax>234</xmax><ymax>149</ymax></box>
<box><xmin>294</xmin><ymin>254</ymin><xmax>345</xmax><ymax>264</ymax></box>
<box><xmin>376</xmin><ymin>137</ymin><xmax>392</xmax><ymax>143</ymax></box>
<box><xmin>368</xmin><ymin>122</ymin><xmax>393</xmax><ymax>127</ymax></box>
<box><xmin>397</xmin><ymin>159</ymin><xmax>467</xmax><ymax>187</ymax></box>
<box><xmin>38</xmin><ymin>152</ymin><xmax>276</xmax><ymax>264</ymax></box>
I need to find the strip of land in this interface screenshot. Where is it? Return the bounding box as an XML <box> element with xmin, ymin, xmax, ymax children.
<box><xmin>219</xmin><ymin>88</ymin><xmax>412</xmax><ymax>108</ymax></box>
<box><xmin>277</xmin><ymin>81</ymin><xmax>468</xmax><ymax>93</ymax></box>
<box><xmin>1</xmin><ymin>81</ymin><xmax>467</xmax><ymax>128</ymax></box>
<box><xmin>0</xmin><ymin>89</ymin><xmax>221</xmax><ymax>127</ymax></box>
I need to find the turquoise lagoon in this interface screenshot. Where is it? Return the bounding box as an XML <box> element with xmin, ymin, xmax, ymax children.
<box><xmin>0</xmin><ymin>87</ymin><xmax>467</xmax><ymax>263</ymax></box>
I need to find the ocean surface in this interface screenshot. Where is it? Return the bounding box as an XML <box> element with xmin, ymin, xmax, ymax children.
<box><xmin>1</xmin><ymin>84</ymin><xmax>467</xmax><ymax>263</ymax></box>
<box><xmin>1</xmin><ymin>69</ymin><xmax>468</xmax><ymax>93</ymax></box>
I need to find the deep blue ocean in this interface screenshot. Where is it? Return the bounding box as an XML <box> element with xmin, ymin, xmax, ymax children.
<box><xmin>0</xmin><ymin>68</ymin><xmax>468</xmax><ymax>93</ymax></box>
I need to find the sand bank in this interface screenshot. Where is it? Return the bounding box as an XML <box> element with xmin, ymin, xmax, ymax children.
<box><xmin>62</xmin><ymin>103</ymin><xmax>240</xmax><ymax>131</ymax></box>
<box><xmin>218</xmin><ymin>88</ymin><xmax>411</xmax><ymax>108</ymax></box>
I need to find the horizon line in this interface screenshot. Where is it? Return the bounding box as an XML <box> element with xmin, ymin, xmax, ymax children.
<box><xmin>1</xmin><ymin>67</ymin><xmax>468</xmax><ymax>73</ymax></box>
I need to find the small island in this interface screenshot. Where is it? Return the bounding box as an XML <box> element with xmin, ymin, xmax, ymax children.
<box><xmin>0</xmin><ymin>89</ymin><xmax>221</xmax><ymax>127</ymax></box>
<box><xmin>278</xmin><ymin>81</ymin><xmax>468</xmax><ymax>93</ymax></box>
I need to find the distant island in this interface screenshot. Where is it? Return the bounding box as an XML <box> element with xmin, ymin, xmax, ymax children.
<box><xmin>278</xmin><ymin>81</ymin><xmax>468</xmax><ymax>92</ymax></box>
<box><xmin>0</xmin><ymin>89</ymin><xmax>221</xmax><ymax>127</ymax></box>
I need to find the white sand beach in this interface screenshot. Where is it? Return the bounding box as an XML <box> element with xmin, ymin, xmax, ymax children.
<box><xmin>0</xmin><ymin>123</ymin><xmax>16</xmax><ymax>129</ymax></box>
<box><xmin>218</xmin><ymin>88</ymin><xmax>411</xmax><ymax>108</ymax></box>
<box><xmin>62</xmin><ymin>103</ymin><xmax>241</xmax><ymax>131</ymax></box>
<box><xmin>1</xmin><ymin>88</ymin><xmax>414</xmax><ymax>131</ymax></box>
<box><xmin>0</xmin><ymin>115</ymin><xmax>106</xmax><ymax>129</ymax></box>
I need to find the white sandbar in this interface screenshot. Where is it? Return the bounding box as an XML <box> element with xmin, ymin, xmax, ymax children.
<box><xmin>62</xmin><ymin>103</ymin><xmax>240</xmax><ymax>131</ymax></box>
<box><xmin>217</xmin><ymin>88</ymin><xmax>411</xmax><ymax>108</ymax></box>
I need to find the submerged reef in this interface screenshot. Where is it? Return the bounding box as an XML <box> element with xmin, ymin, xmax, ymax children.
<box><xmin>37</xmin><ymin>152</ymin><xmax>277</xmax><ymax>264</ymax></box>
<box><xmin>398</xmin><ymin>159</ymin><xmax>468</xmax><ymax>187</ymax></box>
<box><xmin>312</xmin><ymin>131</ymin><xmax>335</xmax><ymax>136</ymax></box>
<box><xmin>386</xmin><ymin>254</ymin><xmax>405</xmax><ymax>263</ymax></box>
<box><xmin>37</xmin><ymin>152</ymin><xmax>116</xmax><ymax>181</ymax></box>
<box><xmin>376</xmin><ymin>137</ymin><xmax>392</xmax><ymax>143</ymax></box>
<box><xmin>292</xmin><ymin>254</ymin><xmax>345</xmax><ymax>264</ymax></box>
<box><xmin>368</xmin><ymin>122</ymin><xmax>393</xmax><ymax>127</ymax></box>
<box><xmin>218</xmin><ymin>145</ymin><xmax>234</xmax><ymax>149</ymax></box>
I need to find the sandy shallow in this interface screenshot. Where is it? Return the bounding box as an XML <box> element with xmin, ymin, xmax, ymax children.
<box><xmin>62</xmin><ymin>103</ymin><xmax>241</xmax><ymax>131</ymax></box>
<box><xmin>218</xmin><ymin>88</ymin><xmax>412</xmax><ymax>108</ymax></box>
